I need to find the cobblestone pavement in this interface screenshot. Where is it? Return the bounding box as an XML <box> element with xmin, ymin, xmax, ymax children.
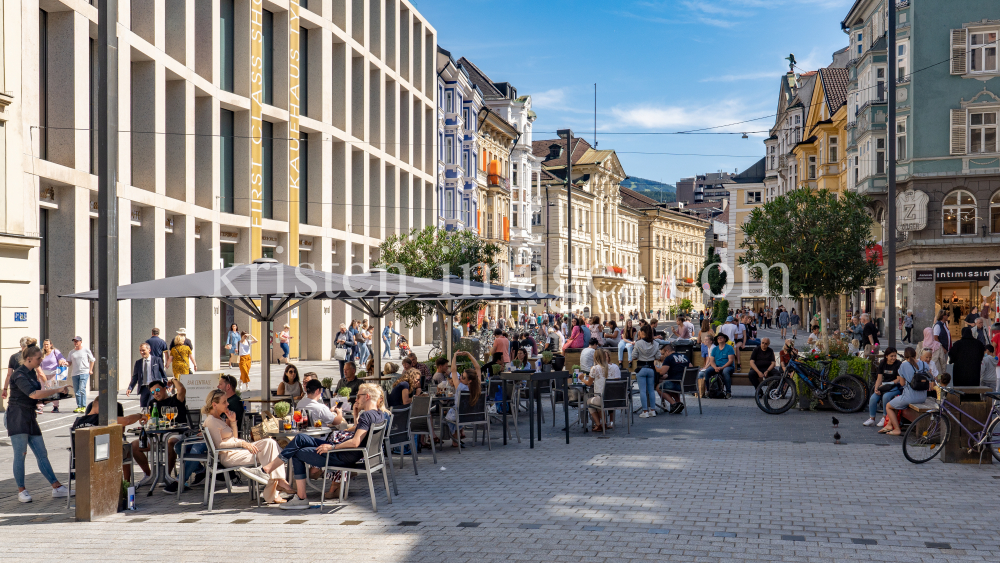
<box><xmin>3</xmin><ymin>342</ymin><xmax>999</xmax><ymax>562</ymax></box>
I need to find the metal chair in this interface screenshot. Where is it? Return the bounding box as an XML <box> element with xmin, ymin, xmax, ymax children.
<box><xmin>175</xmin><ymin>434</ymin><xmax>209</xmax><ymax>499</ymax></box>
<box><xmin>408</xmin><ymin>394</ymin><xmax>438</xmax><ymax>464</ymax></box>
<box><xmin>453</xmin><ymin>387</ymin><xmax>490</xmax><ymax>452</ymax></box>
<box><xmin>596</xmin><ymin>379</ymin><xmax>631</xmax><ymax>436</ymax></box>
<box><xmin>678</xmin><ymin>367</ymin><xmax>703</xmax><ymax>415</ymax></box>
<box><xmin>550</xmin><ymin>374</ymin><xmax>584</xmax><ymax>427</ymax></box>
<box><xmin>202</xmin><ymin>423</ymin><xmax>261</xmax><ymax>511</ymax></box>
<box><xmin>487</xmin><ymin>378</ymin><xmax>520</xmax><ymax>443</ymax></box>
<box><xmin>320</xmin><ymin>420</ymin><xmax>391</xmax><ymax>512</ymax></box>
<box><xmin>384</xmin><ymin>407</ymin><xmax>417</xmax><ymax>496</ymax></box>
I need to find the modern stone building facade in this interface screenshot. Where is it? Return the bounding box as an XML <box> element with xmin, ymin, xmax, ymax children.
<box><xmin>13</xmin><ymin>0</ymin><xmax>437</xmax><ymax>383</ymax></box>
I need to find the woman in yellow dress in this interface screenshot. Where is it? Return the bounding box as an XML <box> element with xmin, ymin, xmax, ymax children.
<box><xmin>170</xmin><ymin>335</ymin><xmax>192</xmax><ymax>375</ymax></box>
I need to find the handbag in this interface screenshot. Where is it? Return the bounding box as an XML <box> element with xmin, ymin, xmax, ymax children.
<box><xmin>878</xmin><ymin>383</ymin><xmax>898</xmax><ymax>394</ymax></box>
<box><xmin>250</xmin><ymin>412</ymin><xmax>281</xmax><ymax>441</ymax></box>
<box><xmin>334</xmin><ymin>347</ymin><xmax>348</xmax><ymax>361</ymax></box>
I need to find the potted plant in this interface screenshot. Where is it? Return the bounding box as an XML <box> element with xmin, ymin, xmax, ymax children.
<box><xmin>321</xmin><ymin>377</ymin><xmax>334</xmax><ymax>390</ymax></box>
<box><xmin>540</xmin><ymin>351</ymin><xmax>553</xmax><ymax>372</ymax></box>
<box><xmin>272</xmin><ymin>402</ymin><xmax>290</xmax><ymax>419</ymax></box>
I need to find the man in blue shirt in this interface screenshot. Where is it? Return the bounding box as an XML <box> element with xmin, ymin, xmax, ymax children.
<box><xmin>699</xmin><ymin>333</ymin><xmax>735</xmax><ymax>399</ymax></box>
<box><xmin>145</xmin><ymin>328</ymin><xmax>169</xmax><ymax>365</ymax></box>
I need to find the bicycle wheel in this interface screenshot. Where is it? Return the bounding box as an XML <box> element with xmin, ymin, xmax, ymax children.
<box><xmin>756</xmin><ymin>375</ymin><xmax>796</xmax><ymax>414</ymax></box>
<box><xmin>984</xmin><ymin>416</ymin><xmax>1000</xmax><ymax>464</ymax></box>
<box><xmin>827</xmin><ymin>375</ymin><xmax>867</xmax><ymax>413</ymax></box>
<box><xmin>902</xmin><ymin>411</ymin><xmax>949</xmax><ymax>464</ymax></box>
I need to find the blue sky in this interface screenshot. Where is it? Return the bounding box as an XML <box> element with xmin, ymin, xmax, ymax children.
<box><xmin>417</xmin><ymin>0</ymin><xmax>855</xmax><ymax>185</ymax></box>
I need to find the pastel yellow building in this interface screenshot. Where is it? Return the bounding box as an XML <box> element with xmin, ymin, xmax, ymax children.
<box><xmin>792</xmin><ymin>67</ymin><xmax>850</xmax><ymax>194</ymax></box>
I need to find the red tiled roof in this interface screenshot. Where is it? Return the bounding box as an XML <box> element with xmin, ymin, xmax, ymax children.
<box><xmin>532</xmin><ymin>137</ymin><xmax>593</xmax><ymax>167</ymax></box>
<box><xmin>619</xmin><ymin>187</ymin><xmax>661</xmax><ymax>209</ymax></box>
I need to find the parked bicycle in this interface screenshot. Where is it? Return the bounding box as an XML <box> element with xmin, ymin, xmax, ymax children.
<box><xmin>902</xmin><ymin>388</ymin><xmax>1000</xmax><ymax>464</ymax></box>
<box><xmin>755</xmin><ymin>359</ymin><xmax>867</xmax><ymax>414</ymax></box>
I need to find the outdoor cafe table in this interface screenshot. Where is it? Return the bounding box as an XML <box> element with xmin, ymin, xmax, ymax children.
<box><xmin>498</xmin><ymin>371</ymin><xmax>571</xmax><ymax>448</ymax></box>
<box><xmin>129</xmin><ymin>423</ymin><xmax>190</xmax><ymax>496</ymax></box>
<box><xmin>241</xmin><ymin>394</ymin><xmax>293</xmax><ymax>411</ymax></box>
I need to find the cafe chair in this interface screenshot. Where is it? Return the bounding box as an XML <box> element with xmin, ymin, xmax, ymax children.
<box><xmin>408</xmin><ymin>395</ymin><xmax>438</xmax><ymax>464</ymax></box>
<box><xmin>175</xmin><ymin>433</ymin><xmax>209</xmax><ymax>500</ymax></box>
<box><xmin>202</xmin><ymin>423</ymin><xmax>261</xmax><ymax>511</ymax></box>
<box><xmin>384</xmin><ymin>407</ymin><xmax>418</xmax><ymax>496</ymax></box>
<box><xmin>320</xmin><ymin>420</ymin><xmax>391</xmax><ymax>512</ymax></box>
<box><xmin>454</xmin><ymin>387</ymin><xmax>490</xmax><ymax>453</ymax></box>
<box><xmin>679</xmin><ymin>367</ymin><xmax>703</xmax><ymax>415</ymax></box>
<box><xmin>596</xmin><ymin>379</ymin><xmax>631</xmax><ymax>436</ymax></box>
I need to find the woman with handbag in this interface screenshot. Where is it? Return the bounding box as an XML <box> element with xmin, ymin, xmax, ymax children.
<box><xmin>202</xmin><ymin>389</ymin><xmax>287</xmax><ymax>504</ymax></box>
<box><xmin>863</xmin><ymin>347</ymin><xmax>902</xmax><ymax>428</ymax></box>
<box><xmin>238</xmin><ymin>332</ymin><xmax>257</xmax><ymax>391</ymax></box>
<box><xmin>882</xmin><ymin>347</ymin><xmax>930</xmax><ymax>436</ymax></box>
<box><xmin>225</xmin><ymin>323</ymin><xmax>240</xmax><ymax>368</ymax></box>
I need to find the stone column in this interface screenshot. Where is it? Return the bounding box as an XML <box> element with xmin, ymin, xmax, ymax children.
<box><xmin>48</xmin><ymin>186</ymin><xmax>91</xmax><ymax>352</ymax></box>
<box><xmin>195</xmin><ymin>221</ymin><xmax>221</xmax><ymax>371</ymax></box>
<box><xmin>130</xmin><ymin>206</ymin><xmax>166</xmax><ymax>357</ymax></box>
<box><xmin>165</xmin><ymin>214</ymin><xmax>195</xmax><ymax>350</ymax></box>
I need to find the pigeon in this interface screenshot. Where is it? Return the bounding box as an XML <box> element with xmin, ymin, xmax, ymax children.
<box><xmin>832</xmin><ymin>416</ymin><xmax>839</xmax><ymax>428</ymax></box>
<box><xmin>834</xmin><ymin>432</ymin><xmax>841</xmax><ymax>444</ymax></box>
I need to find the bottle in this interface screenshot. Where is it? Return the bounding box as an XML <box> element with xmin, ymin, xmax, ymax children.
<box><xmin>138</xmin><ymin>426</ymin><xmax>148</xmax><ymax>449</ymax></box>
<box><xmin>150</xmin><ymin>403</ymin><xmax>160</xmax><ymax>427</ymax></box>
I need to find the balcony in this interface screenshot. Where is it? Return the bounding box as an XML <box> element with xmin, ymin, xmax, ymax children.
<box><xmin>488</xmin><ymin>174</ymin><xmax>510</xmax><ymax>193</ymax></box>
<box><xmin>477</xmin><ymin>169</ymin><xmax>487</xmax><ymax>186</ymax></box>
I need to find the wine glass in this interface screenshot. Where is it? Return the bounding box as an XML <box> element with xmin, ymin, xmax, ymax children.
<box><xmin>140</xmin><ymin>407</ymin><xmax>149</xmax><ymax>426</ymax></box>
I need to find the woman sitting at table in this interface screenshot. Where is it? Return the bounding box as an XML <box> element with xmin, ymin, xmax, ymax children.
<box><xmin>508</xmin><ymin>348</ymin><xmax>530</xmax><ymax>371</ymax></box>
<box><xmin>277</xmin><ymin>363</ymin><xmax>304</xmax><ymax>402</ymax></box>
<box><xmin>581</xmin><ymin>349</ymin><xmax>621</xmax><ymax>432</ymax></box>
<box><xmin>388</xmin><ymin>368</ymin><xmax>421</xmax><ymax>409</ymax></box>
<box><xmin>446</xmin><ymin>351</ymin><xmax>481</xmax><ymax>448</ymax></box>
<box><xmin>261</xmin><ymin>382</ymin><xmax>390</xmax><ymax>510</ymax></box>
<box><xmin>202</xmin><ymin>389</ymin><xmax>287</xmax><ymax>504</ymax></box>
<box><xmin>563</xmin><ymin>318</ymin><xmax>586</xmax><ymax>352</ymax></box>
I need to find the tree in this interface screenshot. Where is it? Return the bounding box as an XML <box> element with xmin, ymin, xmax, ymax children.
<box><xmin>697</xmin><ymin>246</ymin><xmax>727</xmax><ymax>296</ymax></box>
<box><xmin>375</xmin><ymin>226</ymin><xmax>504</xmax><ymax>329</ymax></box>
<box><xmin>738</xmin><ymin>188</ymin><xmax>880</xmax><ymax>345</ymax></box>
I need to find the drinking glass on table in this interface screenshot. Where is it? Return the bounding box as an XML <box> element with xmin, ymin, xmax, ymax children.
<box><xmin>140</xmin><ymin>407</ymin><xmax>149</xmax><ymax>426</ymax></box>
<box><xmin>283</xmin><ymin>419</ymin><xmax>292</xmax><ymax>431</ymax></box>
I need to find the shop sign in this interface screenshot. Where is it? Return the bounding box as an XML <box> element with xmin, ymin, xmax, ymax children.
<box><xmin>896</xmin><ymin>190</ymin><xmax>928</xmax><ymax>232</ymax></box>
<box><xmin>915</xmin><ymin>270</ymin><xmax>934</xmax><ymax>282</ymax></box>
<box><xmin>935</xmin><ymin>267</ymin><xmax>993</xmax><ymax>282</ymax></box>
<box><xmin>865</xmin><ymin>244</ymin><xmax>883</xmax><ymax>266</ymax></box>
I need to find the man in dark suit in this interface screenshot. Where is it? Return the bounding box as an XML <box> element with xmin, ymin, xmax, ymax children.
<box><xmin>126</xmin><ymin>342</ymin><xmax>167</xmax><ymax>407</ymax></box>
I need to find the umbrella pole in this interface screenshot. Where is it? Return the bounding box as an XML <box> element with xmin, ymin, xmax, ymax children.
<box><xmin>372</xmin><ymin>298</ymin><xmax>381</xmax><ymax>375</ymax></box>
<box><xmin>262</xmin><ymin>294</ymin><xmax>272</xmax><ymax>406</ymax></box>
<box><xmin>445</xmin><ymin>300</ymin><xmax>453</xmax><ymax>361</ymax></box>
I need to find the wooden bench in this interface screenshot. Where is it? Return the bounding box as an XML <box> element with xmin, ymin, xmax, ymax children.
<box><xmin>902</xmin><ymin>399</ymin><xmax>939</xmax><ymax>423</ymax></box>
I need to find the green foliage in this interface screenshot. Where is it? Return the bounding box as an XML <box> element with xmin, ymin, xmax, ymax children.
<box><xmin>712</xmin><ymin>299</ymin><xmax>729</xmax><ymax>321</ymax></box>
<box><xmin>711</xmin><ymin>321</ymin><xmax>723</xmax><ymax>330</ymax></box>
<box><xmin>541</xmin><ymin>351</ymin><xmax>553</xmax><ymax>364</ymax></box>
<box><xmin>679</xmin><ymin>298</ymin><xmax>693</xmax><ymax>312</ymax></box>
<box><xmin>490</xmin><ymin>364</ymin><xmax>503</xmax><ymax>375</ymax></box>
<box><xmin>698</xmin><ymin>247</ymin><xmax>728</xmax><ymax>296</ymax></box>
<box><xmin>321</xmin><ymin>377</ymin><xmax>334</xmax><ymax>389</ymax></box>
<box><xmin>375</xmin><ymin>226</ymin><xmax>504</xmax><ymax>328</ymax></box>
<box><xmin>273</xmin><ymin>402</ymin><xmax>291</xmax><ymax>418</ymax></box>
<box><xmin>738</xmin><ymin>188</ymin><xmax>880</xmax><ymax>301</ymax></box>
<box><xmin>337</xmin><ymin>387</ymin><xmax>352</xmax><ymax>397</ymax></box>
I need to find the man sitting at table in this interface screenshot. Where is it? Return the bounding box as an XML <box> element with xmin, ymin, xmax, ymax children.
<box><xmin>131</xmin><ymin>379</ymin><xmax>188</xmax><ymax>487</ymax></box>
<box><xmin>334</xmin><ymin>361</ymin><xmax>363</xmax><ymax>398</ymax></box>
<box><xmin>654</xmin><ymin>343</ymin><xmax>690</xmax><ymax>414</ymax></box>
<box><xmin>432</xmin><ymin>357</ymin><xmax>451</xmax><ymax>385</ymax></box>
<box><xmin>297</xmin><ymin>379</ymin><xmax>338</xmax><ymax>424</ymax></box>
<box><xmin>580</xmin><ymin>338</ymin><xmax>600</xmax><ymax>373</ymax></box>
<box><xmin>73</xmin><ymin>400</ymin><xmax>142</xmax><ymax>480</ymax></box>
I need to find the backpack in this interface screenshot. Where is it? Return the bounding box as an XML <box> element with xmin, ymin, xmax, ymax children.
<box><xmin>706</xmin><ymin>372</ymin><xmax>727</xmax><ymax>399</ymax></box>
<box><xmin>909</xmin><ymin>361</ymin><xmax>931</xmax><ymax>392</ymax></box>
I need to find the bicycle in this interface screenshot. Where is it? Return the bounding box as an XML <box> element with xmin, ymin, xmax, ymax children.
<box><xmin>902</xmin><ymin>388</ymin><xmax>1000</xmax><ymax>464</ymax></box>
<box><xmin>427</xmin><ymin>339</ymin><xmax>443</xmax><ymax>360</ymax></box>
<box><xmin>756</xmin><ymin>359</ymin><xmax>867</xmax><ymax>414</ymax></box>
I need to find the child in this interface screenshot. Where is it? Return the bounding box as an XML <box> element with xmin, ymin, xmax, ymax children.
<box><xmin>848</xmin><ymin>338</ymin><xmax>861</xmax><ymax>356</ymax></box>
<box><xmin>930</xmin><ymin>372</ymin><xmax>951</xmax><ymax>402</ymax></box>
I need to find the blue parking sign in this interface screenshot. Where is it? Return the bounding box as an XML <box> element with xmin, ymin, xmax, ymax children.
<box><xmin>14</xmin><ymin>312</ymin><xmax>27</xmax><ymax>322</ymax></box>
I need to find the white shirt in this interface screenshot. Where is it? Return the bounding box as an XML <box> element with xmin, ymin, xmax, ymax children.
<box><xmin>718</xmin><ymin>323</ymin><xmax>738</xmax><ymax>343</ymax></box>
<box><xmin>580</xmin><ymin>348</ymin><xmax>596</xmax><ymax>372</ymax></box>
<box><xmin>239</xmin><ymin>340</ymin><xmax>252</xmax><ymax>356</ymax></box>
<box><xmin>295</xmin><ymin>396</ymin><xmax>337</xmax><ymax>424</ymax></box>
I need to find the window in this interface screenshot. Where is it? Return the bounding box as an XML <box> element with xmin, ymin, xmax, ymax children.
<box><xmin>445</xmin><ymin>189</ymin><xmax>453</xmax><ymax>219</ymax></box>
<box><xmin>512</xmin><ymin>163</ymin><xmax>518</xmax><ymax>187</ymax></box>
<box><xmin>970</xmin><ymin>112</ymin><xmax>998</xmax><ymax>154</ymax></box>
<box><xmin>970</xmin><ymin>32</ymin><xmax>998</xmax><ymax>73</ymax></box>
<box><xmin>300</xmin><ymin>29</ymin><xmax>309</xmax><ymax>117</ymax></box>
<box><xmin>897</xmin><ymin>43</ymin><xmax>908</xmax><ymax>81</ymax></box>
<box><xmin>807</xmin><ymin>156</ymin><xmax>817</xmax><ymax>179</ymax></box>
<box><xmin>991</xmin><ymin>192</ymin><xmax>1000</xmax><ymax>233</ymax></box>
<box><xmin>857</xmin><ymin>32</ymin><xmax>863</xmax><ymax>55</ymax></box>
<box><xmin>854</xmin><ymin>156</ymin><xmax>859</xmax><ymax>184</ymax></box>
<box><xmin>512</xmin><ymin>209</ymin><xmax>518</xmax><ymax>227</ymax></box>
<box><xmin>220</xmin><ymin>109</ymin><xmax>234</xmax><ymax>213</ymax></box>
<box><xmin>462</xmin><ymin>199</ymin><xmax>470</xmax><ymax>225</ymax></box>
<box><xmin>876</xmin><ymin>138</ymin><xmax>886</xmax><ymax>174</ymax></box>
<box><xmin>300</xmin><ymin>133</ymin><xmax>309</xmax><ymax>224</ymax></box>
<box><xmin>896</xmin><ymin>120</ymin><xmax>906</xmax><ymax>160</ymax></box>
<box><xmin>462</xmin><ymin>152</ymin><xmax>469</xmax><ymax>176</ymax></box>
<box><xmin>445</xmin><ymin>137</ymin><xmax>453</xmax><ymax>164</ymax></box>
<box><xmin>829</xmin><ymin>136</ymin><xmax>839</xmax><ymax>163</ymax></box>
<box><xmin>220</xmin><ymin>0</ymin><xmax>234</xmax><ymax>92</ymax></box>
<box><xmin>445</xmin><ymin>90</ymin><xmax>453</xmax><ymax>112</ymax></box>
<box><xmin>943</xmin><ymin>190</ymin><xmax>977</xmax><ymax>235</ymax></box>
<box><xmin>745</xmin><ymin>191</ymin><xmax>761</xmax><ymax>204</ymax></box>
<box><xmin>262</xmin><ymin>120</ymin><xmax>273</xmax><ymax>219</ymax></box>
<box><xmin>262</xmin><ymin>10</ymin><xmax>273</xmax><ymax>105</ymax></box>
<box><xmin>794</xmin><ymin>115</ymin><xmax>800</xmax><ymax>125</ymax></box>
<box><xmin>876</xmin><ymin>67</ymin><xmax>885</xmax><ymax>101</ymax></box>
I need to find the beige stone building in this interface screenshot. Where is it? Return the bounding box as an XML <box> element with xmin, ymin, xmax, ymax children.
<box><xmin>531</xmin><ymin>137</ymin><xmax>643</xmax><ymax>318</ymax></box>
<box><xmin>11</xmin><ymin>0</ymin><xmax>437</xmax><ymax>384</ymax></box>
<box><xmin>624</xmin><ymin>189</ymin><xmax>709</xmax><ymax>315</ymax></box>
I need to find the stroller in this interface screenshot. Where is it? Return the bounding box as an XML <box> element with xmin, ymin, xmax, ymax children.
<box><xmin>397</xmin><ymin>335</ymin><xmax>411</xmax><ymax>359</ymax></box>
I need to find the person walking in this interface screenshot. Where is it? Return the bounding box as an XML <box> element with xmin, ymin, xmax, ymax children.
<box><xmin>277</xmin><ymin>323</ymin><xmax>293</xmax><ymax>365</ymax></box>
<box><xmin>65</xmin><ymin>336</ymin><xmax>94</xmax><ymax>413</ymax></box>
<box><xmin>902</xmin><ymin>312</ymin><xmax>914</xmax><ymax>344</ymax></box>
<box><xmin>7</xmin><ymin>345</ymin><xmax>74</xmax><ymax>503</ymax></box>
<box><xmin>39</xmin><ymin>339</ymin><xmax>68</xmax><ymax>413</ymax></box>
<box><xmin>789</xmin><ymin>309</ymin><xmax>801</xmax><ymax>340</ymax></box>
<box><xmin>170</xmin><ymin>329</ymin><xmax>196</xmax><ymax>372</ymax></box>
<box><xmin>382</xmin><ymin>321</ymin><xmax>401</xmax><ymax>358</ymax></box>
<box><xmin>237</xmin><ymin>331</ymin><xmax>257</xmax><ymax>391</ymax></box>
<box><xmin>225</xmin><ymin>323</ymin><xmax>241</xmax><ymax>368</ymax></box>
<box><xmin>126</xmin><ymin>342</ymin><xmax>167</xmax><ymax>407</ymax></box>
<box><xmin>146</xmin><ymin>328</ymin><xmax>169</xmax><ymax>366</ymax></box>
<box><xmin>777</xmin><ymin>307</ymin><xmax>789</xmax><ymax>340</ymax></box>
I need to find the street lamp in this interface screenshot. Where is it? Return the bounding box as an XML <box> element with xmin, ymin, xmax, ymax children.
<box><xmin>557</xmin><ymin>128</ymin><xmax>574</xmax><ymax>315</ymax></box>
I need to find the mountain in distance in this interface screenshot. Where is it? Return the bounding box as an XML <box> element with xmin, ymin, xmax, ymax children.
<box><xmin>622</xmin><ymin>176</ymin><xmax>676</xmax><ymax>203</ymax></box>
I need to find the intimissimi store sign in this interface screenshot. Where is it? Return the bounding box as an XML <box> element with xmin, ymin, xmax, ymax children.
<box><xmin>935</xmin><ymin>267</ymin><xmax>992</xmax><ymax>282</ymax></box>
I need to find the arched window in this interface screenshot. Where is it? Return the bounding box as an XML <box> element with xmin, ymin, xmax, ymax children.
<box><xmin>943</xmin><ymin>189</ymin><xmax>976</xmax><ymax>236</ymax></box>
<box><xmin>991</xmin><ymin>191</ymin><xmax>1000</xmax><ymax>234</ymax></box>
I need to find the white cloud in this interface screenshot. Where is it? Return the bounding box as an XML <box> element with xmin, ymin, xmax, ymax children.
<box><xmin>700</xmin><ymin>71</ymin><xmax>778</xmax><ymax>83</ymax></box>
<box><xmin>609</xmin><ymin>99</ymin><xmax>770</xmax><ymax>134</ymax></box>
<box><xmin>531</xmin><ymin>88</ymin><xmax>566</xmax><ymax>109</ymax></box>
